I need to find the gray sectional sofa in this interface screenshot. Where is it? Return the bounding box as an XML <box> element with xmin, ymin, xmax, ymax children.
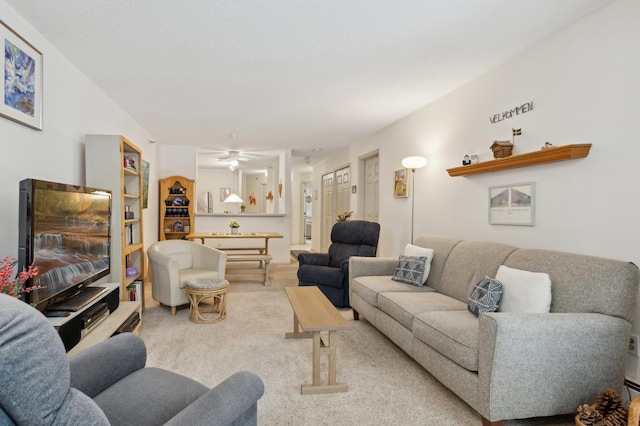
<box><xmin>349</xmin><ymin>235</ymin><xmax>640</xmax><ymax>425</ymax></box>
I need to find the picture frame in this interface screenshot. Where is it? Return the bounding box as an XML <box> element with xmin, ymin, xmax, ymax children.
<box><xmin>489</xmin><ymin>182</ymin><xmax>535</xmax><ymax>226</ymax></box>
<box><xmin>141</xmin><ymin>160</ymin><xmax>150</xmax><ymax>209</ymax></box>
<box><xmin>394</xmin><ymin>168</ymin><xmax>409</xmax><ymax>198</ymax></box>
<box><xmin>220</xmin><ymin>187</ymin><xmax>231</xmax><ymax>202</ymax></box>
<box><xmin>1</xmin><ymin>20</ymin><xmax>43</xmax><ymax>130</ymax></box>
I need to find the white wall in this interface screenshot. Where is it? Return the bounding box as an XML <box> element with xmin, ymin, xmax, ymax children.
<box><xmin>314</xmin><ymin>0</ymin><xmax>640</xmax><ymax>375</ymax></box>
<box><xmin>0</xmin><ymin>2</ymin><xmax>159</xmax><ymax>268</ymax></box>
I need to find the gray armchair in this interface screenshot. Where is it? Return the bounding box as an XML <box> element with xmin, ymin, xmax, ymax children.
<box><xmin>148</xmin><ymin>240</ymin><xmax>227</xmax><ymax>315</ymax></box>
<box><xmin>0</xmin><ymin>294</ymin><xmax>264</xmax><ymax>425</ymax></box>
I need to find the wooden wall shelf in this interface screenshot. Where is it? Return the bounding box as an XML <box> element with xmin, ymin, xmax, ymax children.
<box><xmin>446</xmin><ymin>144</ymin><xmax>591</xmax><ymax>177</ymax></box>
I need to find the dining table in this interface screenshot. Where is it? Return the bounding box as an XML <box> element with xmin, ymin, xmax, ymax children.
<box><xmin>185</xmin><ymin>231</ymin><xmax>284</xmax><ymax>256</ymax></box>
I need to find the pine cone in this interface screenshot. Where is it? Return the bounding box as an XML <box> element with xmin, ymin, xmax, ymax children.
<box><xmin>603</xmin><ymin>407</ymin><xmax>628</xmax><ymax>426</ymax></box>
<box><xmin>578</xmin><ymin>404</ymin><xmax>604</xmax><ymax>425</ymax></box>
<box><xmin>597</xmin><ymin>388</ymin><xmax>626</xmax><ymax>418</ymax></box>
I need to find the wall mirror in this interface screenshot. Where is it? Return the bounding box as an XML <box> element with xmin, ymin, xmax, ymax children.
<box><xmin>196</xmin><ymin>149</ymin><xmax>288</xmax><ymax>215</ymax></box>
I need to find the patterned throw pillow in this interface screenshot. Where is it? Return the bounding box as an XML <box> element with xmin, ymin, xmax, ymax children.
<box><xmin>392</xmin><ymin>255</ymin><xmax>429</xmax><ymax>286</ymax></box>
<box><xmin>402</xmin><ymin>244</ymin><xmax>434</xmax><ymax>285</ymax></box>
<box><xmin>467</xmin><ymin>276</ymin><xmax>503</xmax><ymax>316</ymax></box>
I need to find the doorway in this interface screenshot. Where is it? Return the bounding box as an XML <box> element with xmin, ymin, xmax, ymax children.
<box><xmin>302</xmin><ymin>181</ymin><xmax>312</xmax><ymax>245</ymax></box>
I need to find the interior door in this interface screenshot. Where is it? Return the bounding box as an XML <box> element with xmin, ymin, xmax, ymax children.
<box><xmin>364</xmin><ymin>155</ymin><xmax>379</xmax><ymax>222</ymax></box>
<box><xmin>335</xmin><ymin>166</ymin><xmax>350</xmax><ymax>220</ymax></box>
<box><xmin>321</xmin><ymin>172</ymin><xmax>334</xmax><ymax>252</ymax></box>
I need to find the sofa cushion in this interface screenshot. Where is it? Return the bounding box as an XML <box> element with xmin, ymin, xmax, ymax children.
<box><xmin>412</xmin><ymin>235</ymin><xmax>462</xmax><ymax>288</ymax></box>
<box><xmin>379</xmin><ymin>292</ymin><xmax>467</xmax><ymax>330</ymax></box>
<box><xmin>467</xmin><ymin>276</ymin><xmax>503</xmax><ymax>316</ymax></box>
<box><xmin>351</xmin><ymin>275</ymin><xmax>434</xmax><ymax>307</ymax></box>
<box><xmin>503</xmin><ymin>249</ymin><xmax>640</xmax><ymax>321</ymax></box>
<box><xmin>435</xmin><ymin>240</ymin><xmax>517</xmax><ymax>303</ymax></box>
<box><xmin>496</xmin><ymin>265</ymin><xmax>551</xmax><ymax>313</ymax></box>
<box><xmin>403</xmin><ymin>244</ymin><xmax>434</xmax><ymax>284</ymax></box>
<box><xmin>392</xmin><ymin>255</ymin><xmax>430</xmax><ymax>286</ymax></box>
<box><xmin>413</xmin><ymin>310</ymin><xmax>480</xmax><ymax>371</ymax></box>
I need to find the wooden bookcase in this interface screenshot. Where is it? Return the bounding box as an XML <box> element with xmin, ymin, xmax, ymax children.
<box><xmin>85</xmin><ymin>135</ymin><xmax>146</xmax><ymax>305</ymax></box>
<box><xmin>160</xmin><ymin>176</ymin><xmax>195</xmax><ymax>240</ymax></box>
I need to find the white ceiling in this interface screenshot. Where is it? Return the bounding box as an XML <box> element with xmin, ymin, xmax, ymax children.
<box><xmin>7</xmin><ymin>0</ymin><xmax>616</xmax><ymax>169</ymax></box>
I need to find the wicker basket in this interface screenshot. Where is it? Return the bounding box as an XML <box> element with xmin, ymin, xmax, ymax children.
<box><xmin>575</xmin><ymin>396</ymin><xmax>640</xmax><ymax>426</ymax></box>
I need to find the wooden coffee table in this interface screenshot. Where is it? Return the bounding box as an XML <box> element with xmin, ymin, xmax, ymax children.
<box><xmin>284</xmin><ymin>286</ymin><xmax>350</xmax><ymax>394</ymax></box>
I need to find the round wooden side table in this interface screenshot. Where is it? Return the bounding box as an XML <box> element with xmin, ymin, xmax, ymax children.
<box><xmin>185</xmin><ymin>278</ymin><xmax>230</xmax><ymax>324</ymax></box>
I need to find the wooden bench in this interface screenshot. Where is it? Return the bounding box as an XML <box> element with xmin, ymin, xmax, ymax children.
<box><xmin>225</xmin><ymin>254</ymin><xmax>272</xmax><ymax>285</ymax></box>
<box><xmin>219</xmin><ymin>247</ymin><xmax>265</xmax><ymax>254</ymax></box>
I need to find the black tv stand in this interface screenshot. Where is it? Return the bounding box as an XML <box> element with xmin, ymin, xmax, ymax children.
<box><xmin>48</xmin><ymin>286</ymin><xmax>108</xmax><ymax>312</ymax></box>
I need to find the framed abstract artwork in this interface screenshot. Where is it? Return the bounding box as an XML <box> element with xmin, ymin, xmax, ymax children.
<box><xmin>1</xmin><ymin>20</ymin><xmax>43</xmax><ymax>130</ymax></box>
<box><xmin>489</xmin><ymin>182</ymin><xmax>535</xmax><ymax>226</ymax></box>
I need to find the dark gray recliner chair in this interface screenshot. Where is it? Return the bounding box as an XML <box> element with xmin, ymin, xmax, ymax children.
<box><xmin>297</xmin><ymin>220</ymin><xmax>380</xmax><ymax>307</ymax></box>
<box><xmin>0</xmin><ymin>294</ymin><xmax>264</xmax><ymax>425</ymax></box>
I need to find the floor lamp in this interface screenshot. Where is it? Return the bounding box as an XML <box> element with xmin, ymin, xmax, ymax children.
<box><xmin>401</xmin><ymin>156</ymin><xmax>427</xmax><ymax>244</ymax></box>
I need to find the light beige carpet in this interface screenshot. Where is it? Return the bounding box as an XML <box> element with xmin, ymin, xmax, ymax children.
<box><xmin>139</xmin><ymin>260</ymin><xmax>574</xmax><ymax>426</ymax></box>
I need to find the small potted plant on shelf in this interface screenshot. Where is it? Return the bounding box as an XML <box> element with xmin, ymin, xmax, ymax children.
<box><xmin>1</xmin><ymin>256</ymin><xmax>39</xmax><ymax>300</ymax></box>
<box><xmin>229</xmin><ymin>220</ymin><xmax>240</xmax><ymax>234</ymax></box>
<box><xmin>241</xmin><ymin>204</ymin><xmax>246</xmax><ymax>213</ymax></box>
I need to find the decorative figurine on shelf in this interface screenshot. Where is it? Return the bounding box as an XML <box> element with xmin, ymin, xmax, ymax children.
<box><xmin>541</xmin><ymin>142</ymin><xmax>555</xmax><ymax>150</ymax></box>
<box><xmin>229</xmin><ymin>220</ymin><xmax>240</xmax><ymax>234</ymax></box>
<box><xmin>489</xmin><ymin>128</ymin><xmax>521</xmax><ymax>159</ymax></box>
<box><xmin>462</xmin><ymin>155</ymin><xmax>471</xmax><ymax>165</ymax></box>
<box><xmin>490</xmin><ymin>141</ymin><xmax>514</xmax><ymax>158</ymax></box>
<box><xmin>470</xmin><ymin>154</ymin><xmax>479</xmax><ymax>164</ymax></box>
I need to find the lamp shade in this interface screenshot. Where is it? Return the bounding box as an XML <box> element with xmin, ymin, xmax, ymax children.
<box><xmin>223</xmin><ymin>192</ymin><xmax>244</xmax><ymax>203</ymax></box>
<box><xmin>402</xmin><ymin>156</ymin><xmax>427</xmax><ymax>170</ymax></box>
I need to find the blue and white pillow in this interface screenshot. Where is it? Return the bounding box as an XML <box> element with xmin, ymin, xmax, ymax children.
<box><xmin>402</xmin><ymin>244</ymin><xmax>434</xmax><ymax>285</ymax></box>
<box><xmin>467</xmin><ymin>276</ymin><xmax>503</xmax><ymax>316</ymax></box>
<box><xmin>392</xmin><ymin>255</ymin><xmax>429</xmax><ymax>286</ymax></box>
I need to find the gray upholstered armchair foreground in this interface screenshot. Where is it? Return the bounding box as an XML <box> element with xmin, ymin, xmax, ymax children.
<box><xmin>148</xmin><ymin>239</ymin><xmax>227</xmax><ymax>315</ymax></box>
<box><xmin>0</xmin><ymin>294</ymin><xmax>264</xmax><ymax>425</ymax></box>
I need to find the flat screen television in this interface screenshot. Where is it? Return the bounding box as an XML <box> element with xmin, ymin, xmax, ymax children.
<box><xmin>18</xmin><ymin>179</ymin><xmax>112</xmax><ymax>312</ymax></box>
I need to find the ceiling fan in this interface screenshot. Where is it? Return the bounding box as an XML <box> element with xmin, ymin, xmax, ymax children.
<box><xmin>217</xmin><ymin>150</ymin><xmax>250</xmax><ymax>163</ymax></box>
<box><xmin>215</xmin><ymin>150</ymin><xmax>251</xmax><ymax>171</ymax></box>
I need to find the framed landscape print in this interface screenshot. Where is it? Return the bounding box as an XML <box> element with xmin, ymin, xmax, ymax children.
<box><xmin>394</xmin><ymin>168</ymin><xmax>409</xmax><ymax>198</ymax></box>
<box><xmin>489</xmin><ymin>182</ymin><xmax>535</xmax><ymax>226</ymax></box>
<box><xmin>1</xmin><ymin>20</ymin><xmax>43</xmax><ymax>130</ymax></box>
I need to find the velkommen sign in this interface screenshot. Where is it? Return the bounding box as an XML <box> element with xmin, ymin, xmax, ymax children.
<box><xmin>490</xmin><ymin>101</ymin><xmax>534</xmax><ymax>123</ymax></box>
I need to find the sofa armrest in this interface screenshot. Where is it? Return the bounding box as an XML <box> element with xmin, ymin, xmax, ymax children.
<box><xmin>164</xmin><ymin>371</ymin><xmax>264</xmax><ymax>426</ymax></box>
<box><xmin>69</xmin><ymin>333</ymin><xmax>146</xmax><ymax>398</ymax></box>
<box><xmin>477</xmin><ymin>312</ymin><xmax>631</xmax><ymax>422</ymax></box>
<box><xmin>349</xmin><ymin>256</ymin><xmax>398</xmax><ymax>279</ymax></box>
<box><xmin>298</xmin><ymin>252</ymin><xmax>329</xmax><ymax>267</ymax></box>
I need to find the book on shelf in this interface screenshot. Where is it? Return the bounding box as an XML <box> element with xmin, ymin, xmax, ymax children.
<box><xmin>124</xmin><ymin>224</ymin><xmax>135</xmax><ymax>245</ymax></box>
<box><xmin>126</xmin><ymin>280</ymin><xmax>142</xmax><ymax>302</ymax></box>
